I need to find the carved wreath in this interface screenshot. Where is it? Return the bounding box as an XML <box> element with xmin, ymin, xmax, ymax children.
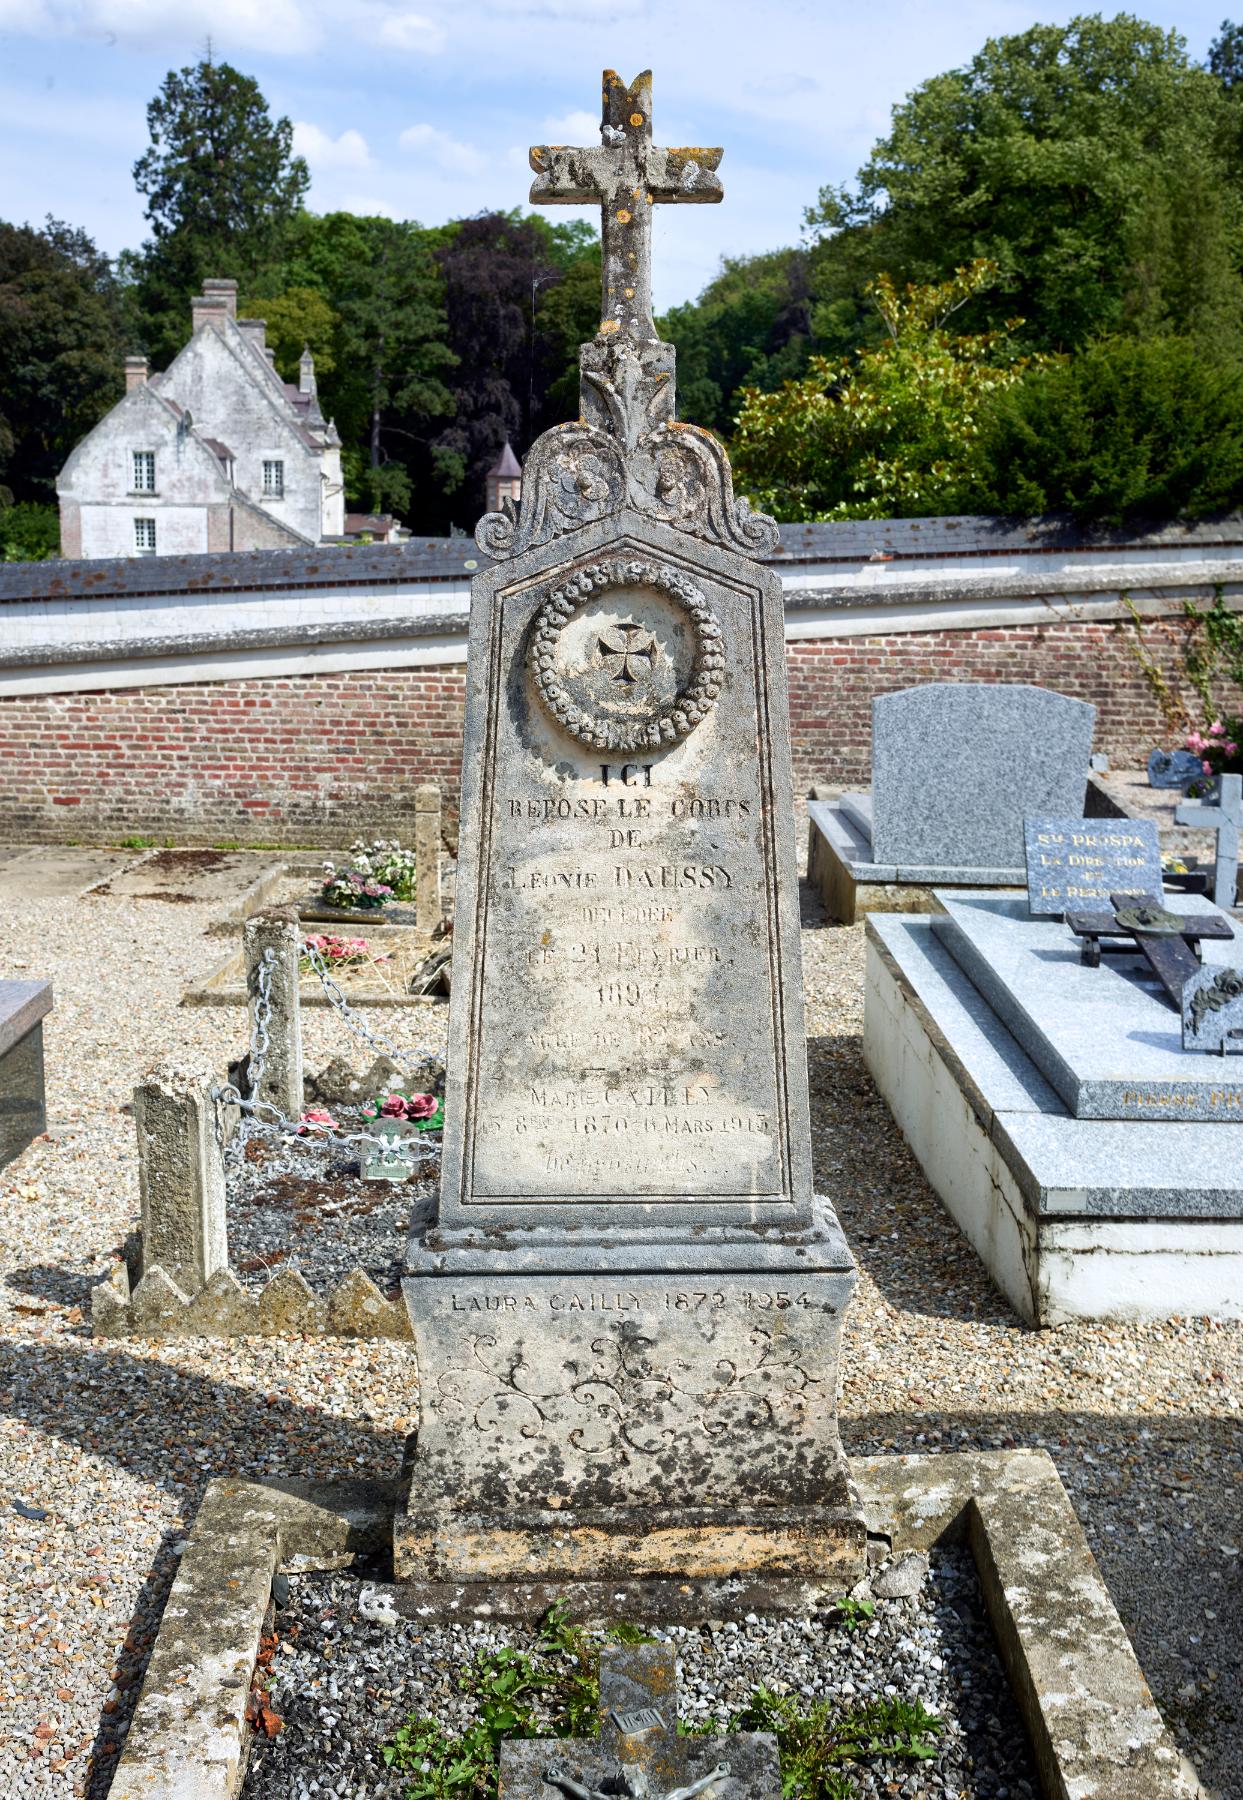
<box><xmin>528</xmin><ymin>557</ymin><xmax>724</xmax><ymax>753</ymax></box>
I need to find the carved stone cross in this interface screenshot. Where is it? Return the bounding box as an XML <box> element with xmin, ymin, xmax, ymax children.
<box><xmin>1176</xmin><ymin>772</ymin><xmax>1241</xmax><ymax>910</ymax></box>
<box><xmin>530</xmin><ymin>70</ymin><xmax>722</xmax><ymax>341</ymax></box>
<box><xmin>498</xmin><ymin>1643</ymin><xmax>779</xmax><ymax>1800</ymax></box>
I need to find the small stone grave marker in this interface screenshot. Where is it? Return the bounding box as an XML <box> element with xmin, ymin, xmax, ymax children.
<box><xmin>362</xmin><ymin>1120</ymin><xmax>417</xmax><ymax>1182</ymax></box>
<box><xmin>1181</xmin><ymin>963</ymin><xmax>1243</xmax><ymax>1053</ymax></box>
<box><xmin>1176</xmin><ymin>772</ymin><xmax>1241</xmax><ymax>910</ymax></box>
<box><xmin>1147</xmin><ymin>747</ymin><xmax>1203</xmax><ymax>789</ymax></box>
<box><xmin>1023</xmin><ymin>816</ymin><xmax>1161</xmax><ymax>916</ymax></box>
<box><xmin>498</xmin><ymin>1642</ymin><xmax>778</xmax><ymax>1799</ymax></box>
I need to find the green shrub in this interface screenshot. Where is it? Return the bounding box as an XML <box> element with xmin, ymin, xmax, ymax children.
<box><xmin>964</xmin><ymin>337</ymin><xmax>1243</xmax><ymax>525</ymax></box>
<box><xmin>0</xmin><ymin>502</ymin><xmax>60</xmax><ymax>561</ymax></box>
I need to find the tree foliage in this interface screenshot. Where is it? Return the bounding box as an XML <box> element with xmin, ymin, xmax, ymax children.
<box><xmin>732</xmin><ymin>261</ymin><xmax>1040</xmax><ymax>520</ymax></box>
<box><xmin>961</xmin><ymin>335</ymin><xmax>1243</xmax><ymax>525</ymax></box>
<box><xmin>0</xmin><ymin>218</ymin><xmax>125</xmax><ymax>504</ymax></box>
<box><xmin>660</xmin><ymin>249</ymin><xmax>812</xmax><ymax>437</ymax></box>
<box><xmin>805</xmin><ymin>14</ymin><xmax>1243</xmax><ymax>353</ymax></box>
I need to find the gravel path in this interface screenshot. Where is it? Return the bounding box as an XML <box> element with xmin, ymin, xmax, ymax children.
<box><xmin>241</xmin><ymin>1550</ymin><xmax>1038</xmax><ymax>1800</ymax></box>
<box><xmin>0</xmin><ymin>862</ymin><xmax>1237</xmax><ymax>1798</ymax></box>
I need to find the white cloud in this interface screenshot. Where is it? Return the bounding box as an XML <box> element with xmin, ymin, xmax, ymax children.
<box><xmin>0</xmin><ymin>0</ymin><xmax>326</xmax><ymax>53</ymax></box>
<box><xmin>340</xmin><ymin>193</ymin><xmax>399</xmax><ymax>218</ymax></box>
<box><xmin>293</xmin><ymin>121</ymin><xmax>372</xmax><ymax>169</ymax></box>
<box><xmin>375</xmin><ymin>9</ymin><xmax>444</xmax><ymax>51</ymax></box>
<box><xmin>537</xmin><ymin>109</ymin><xmax>599</xmax><ymax>145</ymax></box>
<box><xmin>399</xmin><ymin>121</ymin><xmax>486</xmax><ymax>176</ymax></box>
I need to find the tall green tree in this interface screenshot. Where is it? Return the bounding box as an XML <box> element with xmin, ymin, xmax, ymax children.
<box><xmin>0</xmin><ymin>217</ymin><xmax>125</xmax><ymax>505</ymax></box>
<box><xmin>806</xmin><ymin>15</ymin><xmax>1243</xmax><ymax>354</ymax></box>
<box><xmin>129</xmin><ymin>55</ymin><xmax>309</xmax><ymax>364</ymax></box>
<box><xmin>732</xmin><ymin>261</ymin><xmax>1041</xmax><ymax>520</ymax></box>
<box><xmin>659</xmin><ymin>248</ymin><xmax>812</xmax><ymax>436</ymax></box>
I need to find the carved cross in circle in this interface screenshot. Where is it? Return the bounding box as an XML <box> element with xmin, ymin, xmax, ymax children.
<box><xmin>598</xmin><ymin>623</ymin><xmax>656</xmax><ymax>686</ymax></box>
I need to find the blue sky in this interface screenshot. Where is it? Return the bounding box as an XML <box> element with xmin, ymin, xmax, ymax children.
<box><xmin>0</xmin><ymin>1</ymin><xmax>1230</xmax><ymax>308</ymax></box>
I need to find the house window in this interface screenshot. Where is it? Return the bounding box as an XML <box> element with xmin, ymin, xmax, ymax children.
<box><xmin>134</xmin><ymin>517</ymin><xmax>156</xmax><ymax>555</ymax></box>
<box><xmin>262</xmin><ymin>459</ymin><xmax>284</xmax><ymax>498</ymax></box>
<box><xmin>132</xmin><ymin>450</ymin><xmax>156</xmax><ymax>493</ymax></box>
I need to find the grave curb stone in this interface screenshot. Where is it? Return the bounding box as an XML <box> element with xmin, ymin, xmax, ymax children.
<box><xmin>104</xmin><ymin>1454</ymin><xmax>1201</xmax><ymax>1800</ymax></box>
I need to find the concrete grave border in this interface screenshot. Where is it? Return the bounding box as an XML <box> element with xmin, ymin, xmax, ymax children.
<box><xmin>106</xmin><ymin>1452</ymin><xmax>1200</xmax><ymax>1800</ymax></box>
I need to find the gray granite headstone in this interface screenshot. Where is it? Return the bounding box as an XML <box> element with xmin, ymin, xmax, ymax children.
<box><xmin>1176</xmin><ymin>773</ymin><xmax>1241</xmax><ymax>910</ymax></box>
<box><xmin>870</xmin><ymin>683</ymin><xmax>1095</xmax><ymax>868</ymax></box>
<box><xmin>397</xmin><ymin>69</ymin><xmax>863</xmax><ymax>1597</ymax></box>
<box><xmin>1023</xmin><ymin>816</ymin><xmax>1161</xmax><ymax>916</ymax></box>
<box><xmin>1148</xmin><ymin>747</ymin><xmax>1204</xmax><ymax>790</ymax></box>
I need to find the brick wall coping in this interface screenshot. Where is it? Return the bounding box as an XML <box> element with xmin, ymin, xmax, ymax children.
<box><xmin>4</xmin><ymin>511</ymin><xmax>1243</xmax><ymax>605</ymax></box>
<box><xmin>2</xmin><ymin>557</ymin><xmax>1240</xmax><ymax>674</ymax></box>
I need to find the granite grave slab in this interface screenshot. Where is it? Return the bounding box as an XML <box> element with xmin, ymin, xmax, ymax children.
<box><xmin>930</xmin><ymin>891</ymin><xmax>1243</xmax><ymax>1121</ymax></box>
<box><xmin>399</xmin><ymin>68</ymin><xmax>863</xmax><ymax>1595</ymax></box>
<box><xmin>1023</xmin><ymin>816</ymin><xmax>1161</xmax><ymax>915</ymax></box>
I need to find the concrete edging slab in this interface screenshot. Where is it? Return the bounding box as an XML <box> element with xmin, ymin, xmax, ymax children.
<box><xmin>106</xmin><ymin>1453</ymin><xmax>1198</xmax><ymax>1800</ymax></box>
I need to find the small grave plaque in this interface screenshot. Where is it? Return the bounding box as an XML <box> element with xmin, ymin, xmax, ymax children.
<box><xmin>362</xmin><ymin>1120</ymin><xmax>416</xmax><ymax>1182</ymax></box>
<box><xmin>1182</xmin><ymin>964</ymin><xmax>1243</xmax><ymax>1054</ymax></box>
<box><xmin>1024</xmin><ymin>816</ymin><xmax>1161</xmax><ymax>916</ymax></box>
<box><xmin>1148</xmin><ymin>747</ymin><xmax>1204</xmax><ymax>790</ymax></box>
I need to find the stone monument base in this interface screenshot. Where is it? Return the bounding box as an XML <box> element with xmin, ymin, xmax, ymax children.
<box><xmin>396</xmin><ymin>1199</ymin><xmax>867</xmax><ymax>1592</ymax></box>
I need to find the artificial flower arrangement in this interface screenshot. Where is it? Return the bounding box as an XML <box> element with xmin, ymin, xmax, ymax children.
<box><xmin>298</xmin><ymin>1107</ymin><xmax>339</xmax><ymax>1136</ymax></box>
<box><xmin>319</xmin><ymin>865</ymin><xmax>393</xmax><ymax>911</ymax></box>
<box><xmin>299</xmin><ymin>932</ymin><xmax>389</xmax><ymax>971</ymax></box>
<box><xmin>363</xmin><ymin>1090</ymin><xmax>444</xmax><ymax>1131</ymax></box>
<box><xmin>1183</xmin><ymin>717</ymin><xmax>1242</xmax><ymax>795</ymax></box>
<box><xmin>351</xmin><ymin>838</ymin><xmax>418</xmax><ymax>901</ymax></box>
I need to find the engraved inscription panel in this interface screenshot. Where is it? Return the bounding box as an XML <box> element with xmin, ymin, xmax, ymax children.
<box><xmin>461</xmin><ymin>558</ymin><xmax>796</xmax><ymax>1207</ymax></box>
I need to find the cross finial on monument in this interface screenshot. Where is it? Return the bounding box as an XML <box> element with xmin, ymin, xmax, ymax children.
<box><xmin>530</xmin><ymin>70</ymin><xmax>723</xmax><ymax>341</ymax></box>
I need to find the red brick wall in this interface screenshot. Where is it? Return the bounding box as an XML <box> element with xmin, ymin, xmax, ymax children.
<box><xmin>0</xmin><ymin>612</ymin><xmax>1207</xmax><ymax>844</ymax></box>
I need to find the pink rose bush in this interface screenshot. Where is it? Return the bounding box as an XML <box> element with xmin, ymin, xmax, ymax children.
<box><xmin>1183</xmin><ymin>715</ymin><xmax>1243</xmax><ymax>794</ymax></box>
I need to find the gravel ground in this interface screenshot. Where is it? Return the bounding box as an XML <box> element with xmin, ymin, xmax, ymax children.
<box><xmin>0</xmin><ymin>856</ymin><xmax>1238</xmax><ymax>1799</ymax></box>
<box><xmin>242</xmin><ymin>1550</ymin><xmax>1038</xmax><ymax>1800</ymax></box>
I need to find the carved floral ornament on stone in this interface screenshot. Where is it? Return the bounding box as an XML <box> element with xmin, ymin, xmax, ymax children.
<box><xmin>528</xmin><ymin>558</ymin><xmax>724</xmax><ymax>752</ymax></box>
<box><xmin>475</xmin><ymin>70</ymin><xmax>778</xmax><ymax>563</ymax></box>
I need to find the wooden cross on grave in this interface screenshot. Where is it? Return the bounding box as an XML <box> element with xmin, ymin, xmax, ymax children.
<box><xmin>1064</xmin><ymin>891</ymin><xmax>1237</xmax><ymax>1009</ymax></box>
<box><xmin>530</xmin><ymin>71</ymin><xmax>723</xmax><ymax>341</ymax></box>
<box><xmin>1176</xmin><ymin>772</ymin><xmax>1241</xmax><ymax>910</ymax></box>
<box><xmin>497</xmin><ymin>1643</ymin><xmax>778</xmax><ymax>1800</ymax></box>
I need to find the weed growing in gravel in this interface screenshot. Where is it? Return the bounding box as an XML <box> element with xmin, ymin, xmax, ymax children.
<box><xmin>830</xmin><ymin>1596</ymin><xmax>876</xmax><ymax>1633</ymax></box>
<box><xmin>382</xmin><ymin>1608</ymin><xmax>943</xmax><ymax>1800</ymax></box>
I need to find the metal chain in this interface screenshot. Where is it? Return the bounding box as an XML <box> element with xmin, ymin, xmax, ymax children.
<box><xmin>300</xmin><ymin>935</ymin><xmax>444</xmax><ymax>1078</ymax></box>
<box><xmin>213</xmin><ymin>943</ymin><xmax>440</xmax><ymax>1165</ymax></box>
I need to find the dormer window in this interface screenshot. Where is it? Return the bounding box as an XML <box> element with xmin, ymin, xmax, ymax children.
<box><xmin>262</xmin><ymin>459</ymin><xmax>284</xmax><ymax>498</ymax></box>
<box><xmin>132</xmin><ymin>450</ymin><xmax>156</xmax><ymax>493</ymax></box>
<box><xmin>134</xmin><ymin>518</ymin><xmax>156</xmax><ymax>555</ymax></box>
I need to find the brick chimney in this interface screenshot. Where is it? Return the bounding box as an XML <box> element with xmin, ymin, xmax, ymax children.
<box><xmin>124</xmin><ymin>355</ymin><xmax>149</xmax><ymax>392</ymax></box>
<box><xmin>191</xmin><ymin>278</ymin><xmax>238</xmax><ymax>335</ymax></box>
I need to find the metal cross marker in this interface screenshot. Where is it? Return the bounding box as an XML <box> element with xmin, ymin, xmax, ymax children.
<box><xmin>1176</xmin><ymin>771</ymin><xmax>1241</xmax><ymax>910</ymax></box>
<box><xmin>599</xmin><ymin>623</ymin><xmax>656</xmax><ymax>685</ymax></box>
<box><xmin>1065</xmin><ymin>890</ymin><xmax>1237</xmax><ymax>1010</ymax></box>
<box><xmin>530</xmin><ymin>70</ymin><xmax>723</xmax><ymax>340</ymax></box>
<box><xmin>497</xmin><ymin>1643</ymin><xmax>778</xmax><ymax>1799</ymax></box>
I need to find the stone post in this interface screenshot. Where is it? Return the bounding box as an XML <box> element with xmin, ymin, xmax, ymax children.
<box><xmin>415</xmin><ymin>785</ymin><xmax>442</xmax><ymax>934</ymax></box>
<box><xmin>135</xmin><ymin>1065</ymin><xmax>228</xmax><ymax>1295</ymax></box>
<box><xmin>242</xmin><ymin>908</ymin><xmax>303</xmax><ymax>1122</ymax></box>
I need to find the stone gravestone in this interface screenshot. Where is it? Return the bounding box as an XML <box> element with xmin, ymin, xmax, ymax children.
<box><xmin>1176</xmin><ymin>772</ymin><xmax>1241</xmax><ymax>910</ymax></box>
<box><xmin>869</xmin><ymin>683</ymin><xmax>1096</xmax><ymax>869</ymax></box>
<box><xmin>1023</xmin><ymin>816</ymin><xmax>1161</xmax><ymax>916</ymax></box>
<box><xmin>1148</xmin><ymin>747</ymin><xmax>1203</xmax><ymax>790</ymax></box>
<box><xmin>499</xmin><ymin>1643</ymin><xmax>778</xmax><ymax>1798</ymax></box>
<box><xmin>397</xmin><ymin>70</ymin><xmax>863</xmax><ymax>1599</ymax></box>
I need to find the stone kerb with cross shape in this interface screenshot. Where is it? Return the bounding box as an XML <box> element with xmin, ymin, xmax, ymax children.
<box><xmin>397</xmin><ymin>69</ymin><xmax>862</xmax><ymax>1597</ymax></box>
<box><xmin>498</xmin><ymin>1643</ymin><xmax>779</xmax><ymax>1799</ymax></box>
<box><xmin>475</xmin><ymin>71</ymin><xmax>776</xmax><ymax>565</ymax></box>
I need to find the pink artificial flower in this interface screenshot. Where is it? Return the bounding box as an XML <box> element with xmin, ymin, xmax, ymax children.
<box><xmin>379</xmin><ymin>1094</ymin><xmax>407</xmax><ymax>1117</ymax></box>
<box><xmin>404</xmin><ymin>1093</ymin><xmax>438</xmax><ymax>1119</ymax></box>
<box><xmin>299</xmin><ymin>1107</ymin><xmax>338</xmax><ymax>1135</ymax></box>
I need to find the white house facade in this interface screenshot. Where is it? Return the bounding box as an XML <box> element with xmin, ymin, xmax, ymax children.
<box><xmin>58</xmin><ymin>278</ymin><xmax>346</xmax><ymax>560</ymax></box>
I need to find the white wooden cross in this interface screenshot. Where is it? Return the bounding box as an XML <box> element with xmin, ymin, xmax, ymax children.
<box><xmin>529</xmin><ymin>70</ymin><xmax>723</xmax><ymax>340</ymax></box>
<box><xmin>1176</xmin><ymin>772</ymin><xmax>1242</xmax><ymax>909</ymax></box>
